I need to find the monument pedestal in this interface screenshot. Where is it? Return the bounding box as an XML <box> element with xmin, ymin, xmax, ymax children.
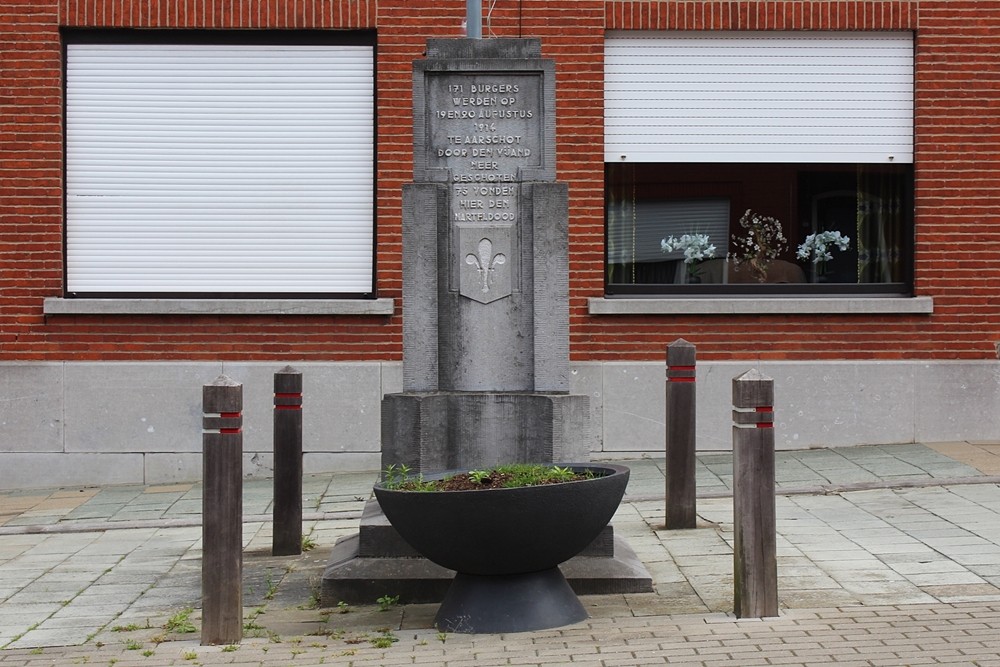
<box><xmin>381</xmin><ymin>392</ymin><xmax>591</xmax><ymax>472</ymax></box>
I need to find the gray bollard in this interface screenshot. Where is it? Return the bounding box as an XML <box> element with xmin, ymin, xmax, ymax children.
<box><xmin>665</xmin><ymin>339</ymin><xmax>697</xmax><ymax>529</ymax></box>
<box><xmin>201</xmin><ymin>375</ymin><xmax>243</xmax><ymax>646</ymax></box>
<box><xmin>732</xmin><ymin>369</ymin><xmax>778</xmax><ymax>618</ymax></box>
<box><xmin>272</xmin><ymin>366</ymin><xmax>303</xmax><ymax>557</ymax></box>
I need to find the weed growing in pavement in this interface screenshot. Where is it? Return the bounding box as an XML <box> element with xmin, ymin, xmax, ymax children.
<box><xmin>370</xmin><ymin>629</ymin><xmax>398</xmax><ymax>649</ymax></box>
<box><xmin>164</xmin><ymin>608</ymin><xmax>196</xmax><ymax>634</ymax></box>
<box><xmin>264</xmin><ymin>571</ymin><xmax>278</xmax><ymax>600</ymax></box>
<box><xmin>376</xmin><ymin>594</ymin><xmax>399</xmax><ymax>611</ymax></box>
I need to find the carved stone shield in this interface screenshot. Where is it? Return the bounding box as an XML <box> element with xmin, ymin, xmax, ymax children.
<box><xmin>458</xmin><ymin>225</ymin><xmax>512</xmax><ymax>304</ymax></box>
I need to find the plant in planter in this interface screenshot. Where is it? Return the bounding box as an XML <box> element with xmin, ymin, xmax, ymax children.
<box><xmin>373</xmin><ymin>462</ymin><xmax>630</xmax><ymax>634</ymax></box>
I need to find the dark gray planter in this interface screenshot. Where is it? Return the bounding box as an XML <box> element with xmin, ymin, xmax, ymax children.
<box><xmin>373</xmin><ymin>463</ymin><xmax>630</xmax><ymax>633</ymax></box>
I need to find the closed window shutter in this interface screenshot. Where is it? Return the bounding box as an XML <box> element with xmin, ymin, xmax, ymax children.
<box><xmin>605</xmin><ymin>31</ymin><xmax>913</xmax><ymax>164</ymax></box>
<box><xmin>65</xmin><ymin>42</ymin><xmax>374</xmax><ymax>295</ymax></box>
<box><xmin>607</xmin><ymin>199</ymin><xmax>729</xmax><ymax>265</ymax></box>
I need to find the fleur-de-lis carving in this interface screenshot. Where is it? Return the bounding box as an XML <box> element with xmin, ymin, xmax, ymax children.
<box><xmin>465</xmin><ymin>238</ymin><xmax>506</xmax><ymax>293</ymax></box>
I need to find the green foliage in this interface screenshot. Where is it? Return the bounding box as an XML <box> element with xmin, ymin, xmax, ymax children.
<box><xmin>301</xmin><ymin>534</ymin><xmax>317</xmax><ymax>552</ymax></box>
<box><xmin>468</xmin><ymin>469</ymin><xmax>490</xmax><ymax>484</ymax></box>
<box><xmin>383</xmin><ymin>463</ymin><xmax>602</xmax><ymax>491</ymax></box>
<box><xmin>111</xmin><ymin>624</ymin><xmax>141</xmax><ymax>633</ymax></box>
<box><xmin>164</xmin><ymin>608</ymin><xmax>196</xmax><ymax>634</ymax></box>
<box><xmin>264</xmin><ymin>572</ymin><xmax>278</xmax><ymax>600</ymax></box>
<box><xmin>243</xmin><ymin>605</ymin><xmax>267</xmax><ymax>636</ymax></box>
<box><xmin>381</xmin><ymin>464</ymin><xmax>436</xmax><ymax>491</ymax></box>
<box><xmin>493</xmin><ymin>464</ymin><xmax>594</xmax><ymax>488</ymax></box>
<box><xmin>376</xmin><ymin>594</ymin><xmax>399</xmax><ymax>611</ymax></box>
<box><xmin>299</xmin><ymin>586</ymin><xmax>321</xmax><ymax>610</ymax></box>
<box><xmin>370</xmin><ymin>629</ymin><xmax>398</xmax><ymax>648</ymax></box>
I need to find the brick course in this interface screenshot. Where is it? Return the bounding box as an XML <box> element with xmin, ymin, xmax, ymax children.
<box><xmin>1</xmin><ymin>1</ymin><xmax>996</xmax><ymax>362</ymax></box>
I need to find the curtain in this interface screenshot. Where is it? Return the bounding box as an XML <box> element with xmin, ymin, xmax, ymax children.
<box><xmin>856</xmin><ymin>166</ymin><xmax>906</xmax><ymax>283</ymax></box>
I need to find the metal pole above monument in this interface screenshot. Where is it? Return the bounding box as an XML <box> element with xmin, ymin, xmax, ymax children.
<box><xmin>466</xmin><ymin>0</ymin><xmax>482</xmax><ymax>38</ymax></box>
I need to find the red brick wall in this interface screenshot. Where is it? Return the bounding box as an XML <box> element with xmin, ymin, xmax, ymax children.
<box><xmin>1</xmin><ymin>1</ymin><xmax>998</xmax><ymax>363</ymax></box>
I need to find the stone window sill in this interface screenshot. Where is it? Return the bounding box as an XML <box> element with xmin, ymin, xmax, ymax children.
<box><xmin>43</xmin><ymin>297</ymin><xmax>395</xmax><ymax>316</ymax></box>
<box><xmin>587</xmin><ymin>296</ymin><xmax>934</xmax><ymax>316</ymax></box>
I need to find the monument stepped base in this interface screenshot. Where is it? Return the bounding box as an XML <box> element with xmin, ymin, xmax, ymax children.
<box><xmin>321</xmin><ymin>499</ymin><xmax>653</xmax><ymax>605</ymax></box>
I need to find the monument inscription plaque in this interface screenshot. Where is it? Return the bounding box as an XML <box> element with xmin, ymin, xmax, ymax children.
<box><xmin>425</xmin><ymin>72</ymin><xmax>544</xmax><ymax>303</ymax></box>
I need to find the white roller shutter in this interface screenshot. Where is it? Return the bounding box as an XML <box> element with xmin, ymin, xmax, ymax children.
<box><xmin>605</xmin><ymin>31</ymin><xmax>913</xmax><ymax>164</ymax></box>
<box><xmin>66</xmin><ymin>42</ymin><xmax>374</xmax><ymax>295</ymax></box>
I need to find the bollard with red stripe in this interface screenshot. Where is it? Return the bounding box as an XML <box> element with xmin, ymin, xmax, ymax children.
<box><xmin>202</xmin><ymin>375</ymin><xmax>243</xmax><ymax>645</ymax></box>
<box><xmin>273</xmin><ymin>366</ymin><xmax>304</xmax><ymax>557</ymax></box>
<box><xmin>665</xmin><ymin>339</ymin><xmax>697</xmax><ymax>529</ymax></box>
<box><xmin>732</xmin><ymin>369</ymin><xmax>777</xmax><ymax>619</ymax></box>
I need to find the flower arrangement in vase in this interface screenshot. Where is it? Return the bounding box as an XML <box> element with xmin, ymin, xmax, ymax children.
<box><xmin>796</xmin><ymin>230</ymin><xmax>851</xmax><ymax>263</ymax></box>
<box><xmin>661</xmin><ymin>233</ymin><xmax>717</xmax><ymax>283</ymax></box>
<box><xmin>730</xmin><ymin>209</ymin><xmax>788</xmax><ymax>283</ymax></box>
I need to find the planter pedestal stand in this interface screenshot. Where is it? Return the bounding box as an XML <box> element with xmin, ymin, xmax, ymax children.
<box><xmin>436</xmin><ymin>569</ymin><xmax>587</xmax><ymax>634</ymax></box>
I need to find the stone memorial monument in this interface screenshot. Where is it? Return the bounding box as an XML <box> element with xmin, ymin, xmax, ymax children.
<box><xmin>383</xmin><ymin>37</ymin><xmax>590</xmax><ymax>470</ymax></box>
<box><xmin>322</xmin><ymin>37</ymin><xmax>650</xmax><ymax>604</ymax></box>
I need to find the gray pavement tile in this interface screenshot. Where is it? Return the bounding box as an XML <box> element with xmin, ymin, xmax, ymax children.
<box><xmin>905</xmin><ymin>572</ymin><xmax>987</xmax><ymax>586</ymax></box>
<box><xmin>6</xmin><ymin>627</ymin><xmax>94</xmax><ymax>649</ymax></box>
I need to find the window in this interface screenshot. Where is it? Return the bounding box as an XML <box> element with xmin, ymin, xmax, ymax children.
<box><xmin>604</xmin><ymin>31</ymin><xmax>914</xmax><ymax>295</ymax></box>
<box><xmin>64</xmin><ymin>31</ymin><xmax>375</xmax><ymax>297</ymax></box>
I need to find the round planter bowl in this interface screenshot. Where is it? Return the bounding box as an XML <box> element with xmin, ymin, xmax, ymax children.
<box><xmin>373</xmin><ymin>463</ymin><xmax>630</xmax><ymax>633</ymax></box>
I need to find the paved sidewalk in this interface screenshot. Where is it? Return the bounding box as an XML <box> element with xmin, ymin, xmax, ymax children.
<box><xmin>0</xmin><ymin>442</ymin><xmax>1000</xmax><ymax>665</ymax></box>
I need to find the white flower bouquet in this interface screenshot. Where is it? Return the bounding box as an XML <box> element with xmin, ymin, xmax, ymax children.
<box><xmin>660</xmin><ymin>234</ymin><xmax>717</xmax><ymax>264</ymax></box>
<box><xmin>796</xmin><ymin>231</ymin><xmax>851</xmax><ymax>264</ymax></box>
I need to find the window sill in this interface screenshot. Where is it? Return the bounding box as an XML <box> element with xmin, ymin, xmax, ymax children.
<box><xmin>43</xmin><ymin>297</ymin><xmax>395</xmax><ymax>316</ymax></box>
<box><xmin>588</xmin><ymin>296</ymin><xmax>934</xmax><ymax>316</ymax></box>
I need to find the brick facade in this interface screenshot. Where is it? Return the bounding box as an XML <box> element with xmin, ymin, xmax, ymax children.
<box><xmin>1</xmin><ymin>0</ymin><xmax>997</xmax><ymax>365</ymax></box>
